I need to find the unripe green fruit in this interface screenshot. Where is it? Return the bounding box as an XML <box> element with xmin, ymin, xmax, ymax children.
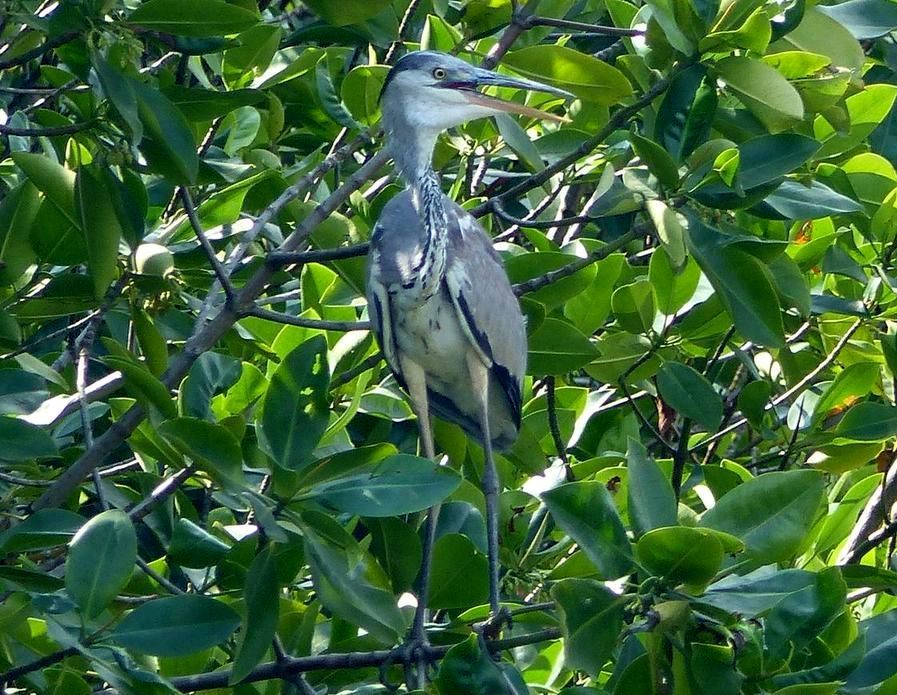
<box><xmin>134</xmin><ymin>243</ymin><xmax>174</xmax><ymax>277</ymax></box>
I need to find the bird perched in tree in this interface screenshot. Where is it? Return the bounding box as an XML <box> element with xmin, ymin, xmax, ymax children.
<box><xmin>366</xmin><ymin>50</ymin><xmax>571</xmax><ymax>667</ymax></box>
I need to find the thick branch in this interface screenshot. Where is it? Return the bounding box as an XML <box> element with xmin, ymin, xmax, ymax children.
<box><xmin>168</xmin><ymin>628</ymin><xmax>562</xmax><ymax>691</ymax></box>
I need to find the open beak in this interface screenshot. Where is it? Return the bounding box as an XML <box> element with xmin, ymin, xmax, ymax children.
<box><xmin>454</xmin><ymin>68</ymin><xmax>574</xmax><ymax>123</ymax></box>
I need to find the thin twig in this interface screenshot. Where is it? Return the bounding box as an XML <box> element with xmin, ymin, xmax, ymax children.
<box><xmin>0</xmin><ymin>119</ymin><xmax>97</xmax><ymax>136</ymax></box>
<box><xmin>472</xmin><ymin>76</ymin><xmax>673</xmax><ymax>217</ymax></box>
<box><xmin>522</xmin><ymin>15</ymin><xmax>642</xmax><ymax>37</ymax></box>
<box><xmin>545</xmin><ymin>377</ymin><xmax>568</xmax><ymax>463</ymax></box>
<box><xmin>180</xmin><ymin>189</ymin><xmax>237</xmax><ymax>305</ymax></box>
<box><xmin>267</xmin><ymin>244</ymin><xmax>370</xmax><ymax>267</ymax></box>
<box><xmin>513</xmin><ymin>228</ymin><xmax>640</xmax><ymax>295</ymax></box>
<box><xmin>331</xmin><ymin>352</ymin><xmax>384</xmax><ymax>389</ymax></box>
<box><xmin>244</xmin><ymin>306</ymin><xmax>371</xmax><ymax>332</ymax></box>
<box><xmin>691</xmin><ymin>319</ymin><xmax>864</xmax><ymax>452</ymax></box>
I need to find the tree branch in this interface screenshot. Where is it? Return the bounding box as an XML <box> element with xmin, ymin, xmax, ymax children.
<box><xmin>513</xmin><ymin>228</ymin><xmax>640</xmax><ymax>295</ymax></box>
<box><xmin>168</xmin><ymin>628</ymin><xmax>562</xmax><ymax>691</ymax></box>
<box><xmin>473</xmin><ymin>75</ymin><xmax>673</xmax><ymax>217</ymax></box>
<box><xmin>244</xmin><ymin>306</ymin><xmax>371</xmax><ymax>332</ymax></box>
<box><xmin>0</xmin><ymin>119</ymin><xmax>97</xmax><ymax>136</ymax></box>
<box><xmin>522</xmin><ymin>15</ymin><xmax>643</xmax><ymax>37</ymax></box>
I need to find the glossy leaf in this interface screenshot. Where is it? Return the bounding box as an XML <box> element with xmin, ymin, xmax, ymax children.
<box><xmin>656</xmin><ymin>362</ymin><xmax>723</xmax><ymax>429</ymax></box>
<box><xmin>112</xmin><ymin>595</ymin><xmax>241</xmax><ymax>656</ymax></box>
<box><xmin>626</xmin><ymin>439</ymin><xmax>677</xmax><ymax>536</ymax></box>
<box><xmin>260</xmin><ymin>336</ymin><xmax>330</xmax><ymax>470</ymax></box>
<box><xmin>543</xmin><ymin>481</ymin><xmax>633</xmax><ymax>579</ymax></box>
<box><xmin>66</xmin><ymin>510</ymin><xmax>137</xmax><ymax>619</ymax></box>
<box><xmin>552</xmin><ymin>578</ymin><xmax>625</xmax><ymax>676</ymax></box>
<box><xmin>700</xmin><ymin>470</ymin><xmax>825</xmax><ymax>563</ymax></box>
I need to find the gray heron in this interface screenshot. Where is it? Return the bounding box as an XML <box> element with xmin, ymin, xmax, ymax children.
<box><xmin>366</xmin><ymin>51</ymin><xmax>571</xmax><ymax>657</ymax></box>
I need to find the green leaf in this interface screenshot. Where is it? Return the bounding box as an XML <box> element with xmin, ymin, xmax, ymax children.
<box><xmin>300</xmin><ymin>511</ymin><xmax>404</xmax><ymax>643</ymax></box>
<box><xmin>435</xmin><ymin>634</ymin><xmax>511</xmax><ymax>695</ymax></box>
<box><xmin>817</xmin><ymin>0</ymin><xmax>897</xmax><ymax>38</ymax></box>
<box><xmin>630</xmin><ymin>131</ymin><xmax>680</xmax><ymax>188</ymax></box>
<box><xmin>0</xmin><ymin>509</ymin><xmax>84</xmax><ymax>553</ymax></box>
<box><xmin>503</xmin><ymin>45</ymin><xmax>633</xmax><ymax>105</ymax></box>
<box><xmin>690</xmin><ymin>643</ymin><xmax>744</xmax><ymax>695</ymax></box>
<box><xmin>835</xmin><ymin>402</ymin><xmax>897</xmax><ymax>441</ymax></box>
<box><xmin>75</xmin><ymin>164</ymin><xmax>122</xmax><ymax>298</ymax></box>
<box><xmin>700</xmin><ymin>470</ymin><xmax>825</xmax><ymax>563</ymax></box>
<box><xmin>754</xmin><ymin>179</ymin><xmax>862</xmax><ymax>220</ymax></box>
<box><xmin>128</xmin><ymin>0</ymin><xmax>259</xmax><ymax>37</ymax></box>
<box><xmin>163</xmin><ymin>86</ymin><xmax>266</xmax><ymax>121</ymax></box>
<box><xmin>656</xmin><ymin>362</ymin><xmax>723</xmax><ymax>429</ymax></box>
<box><xmin>0</xmin><ymin>182</ymin><xmax>39</xmax><ymax>285</ymax></box>
<box><xmin>307</xmin><ymin>453</ymin><xmax>461</xmax><ymax>516</ymax></box>
<box><xmin>527</xmin><ymin>318</ymin><xmax>599</xmax><ymax>375</ymax></box>
<box><xmin>551</xmin><ymin>578</ymin><xmax>625</xmax><ymax>676</ymax></box>
<box><xmin>812</xmin><ymin>363</ymin><xmax>881</xmax><ymax>427</ymax></box>
<box><xmin>844</xmin><ymin>608</ymin><xmax>897</xmax><ymax>688</ymax></box>
<box><xmin>636</xmin><ymin>526</ymin><xmax>725</xmax><ymax>586</ymax></box>
<box><xmin>112</xmin><ymin>595</ymin><xmax>240</xmax><ymax>656</ymax></box>
<box><xmin>686</xmin><ymin>220</ymin><xmax>785</xmax><ymax>347</ymax></box>
<box><xmin>428</xmin><ymin>533</ymin><xmax>489</xmax><ymax>609</ymax></box>
<box><xmin>66</xmin><ymin>510</ymin><xmax>137</xmax><ymax>619</ymax></box>
<box><xmin>260</xmin><ymin>336</ymin><xmax>330</xmax><ymax>470</ymax></box>
<box><xmin>301</xmin><ymin>0</ymin><xmax>390</xmax><ymax>25</ymax></box>
<box><xmin>92</xmin><ymin>53</ymin><xmax>142</xmax><ymax>141</ymax></box>
<box><xmin>230</xmin><ymin>547</ymin><xmax>279</xmax><ymax>684</ymax></box>
<box><xmin>542</xmin><ymin>481</ymin><xmax>633</xmax><ymax>579</ymax></box>
<box><xmin>341</xmin><ymin>65</ymin><xmax>389</xmax><ymax>126</ymax></box>
<box><xmin>133</xmin><ymin>81</ymin><xmax>199</xmax><ymax>184</ymax></box>
<box><xmin>626</xmin><ymin>439</ymin><xmax>677</xmax><ymax>537</ymax></box>
<box><xmin>815</xmin><ymin>84</ymin><xmax>897</xmax><ymax>158</ymax></box>
<box><xmin>181</xmin><ymin>351</ymin><xmax>242</xmax><ymax>420</ymax></box>
<box><xmin>703</xmin><ymin>567</ymin><xmax>818</xmax><ymax>616</ymax></box>
<box><xmin>158</xmin><ymin>417</ymin><xmax>244</xmax><ymax>487</ymax></box>
<box><xmin>655</xmin><ymin>65</ymin><xmax>717</xmax><ymax>163</ymax></box>
<box><xmin>764</xmin><ymin>567</ymin><xmax>846</xmax><ymax>659</ymax></box>
<box><xmin>0</xmin><ymin>417</ymin><xmax>58</xmax><ymax>462</ymax></box>
<box><xmin>773</xmin><ymin>8</ymin><xmax>865</xmax><ymax>72</ymax></box>
<box><xmin>715</xmin><ymin>56</ymin><xmax>803</xmax><ymax>132</ymax></box>
<box><xmin>168</xmin><ymin>519</ymin><xmax>231</xmax><ymax>568</ymax></box>
<box><xmin>102</xmin><ymin>347</ymin><xmax>177</xmax><ymax>419</ymax></box>
<box><xmin>612</xmin><ymin>279</ymin><xmax>656</xmax><ymax>334</ymax></box>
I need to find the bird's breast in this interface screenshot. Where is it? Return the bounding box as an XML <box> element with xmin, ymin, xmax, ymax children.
<box><xmin>393</xmin><ymin>289</ymin><xmax>470</xmax><ymax>384</ymax></box>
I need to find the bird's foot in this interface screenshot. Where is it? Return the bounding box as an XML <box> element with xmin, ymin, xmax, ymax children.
<box><xmin>385</xmin><ymin>627</ymin><xmax>434</xmax><ymax>691</ymax></box>
<box><xmin>475</xmin><ymin>605</ymin><xmax>513</xmax><ymax>641</ymax></box>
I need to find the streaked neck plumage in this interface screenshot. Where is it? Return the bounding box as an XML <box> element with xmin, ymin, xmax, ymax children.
<box><xmin>383</xmin><ymin>110</ymin><xmax>448</xmax><ymax>302</ymax></box>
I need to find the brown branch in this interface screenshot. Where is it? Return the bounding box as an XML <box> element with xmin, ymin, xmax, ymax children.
<box><xmin>513</xmin><ymin>228</ymin><xmax>640</xmax><ymax>295</ymax></box>
<box><xmin>473</xmin><ymin>75</ymin><xmax>673</xmax><ymax>217</ymax></box>
<box><xmin>522</xmin><ymin>15</ymin><xmax>643</xmax><ymax>37</ymax></box>
<box><xmin>691</xmin><ymin>318</ymin><xmax>864</xmax><ymax>452</ymax></box>
<box><xmin>267</xmin><ymin>243</ymin><xmax>370</xmax><ymax>267</ymax></box>
<box><xmin>31</xmin><ymin>152</ymin><xmax>390</xmax><ymax>512</ymax></box>
<box><xmin>0</xmin><ymin>119</ymin><xmax>97</xmax><ymax>136</ymax></box>
<box><xmin>180</xmin><ymin>188</ymin><xmax>237</xmax><ymax>304</ymax></box>
<box><xmin>168</xmin><ymin>628</ymin><xmax>562</xmax><ymax>691</ymax></box>
<box><xmin>244</xmin><ymin>306</ymin><xmax>371</xmax><ymax>332</ymax></box>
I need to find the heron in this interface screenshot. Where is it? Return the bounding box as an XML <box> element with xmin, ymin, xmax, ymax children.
<box><xmin>366</xmin><ymin>51</ymin><xmax>571</xmax><ymax>658</ymax></box>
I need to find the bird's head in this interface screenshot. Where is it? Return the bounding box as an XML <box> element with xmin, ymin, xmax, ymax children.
<box><xmin>380</xmin><ymin>51</ymin><xmax>573</xmax><ymax>135</ymax></box>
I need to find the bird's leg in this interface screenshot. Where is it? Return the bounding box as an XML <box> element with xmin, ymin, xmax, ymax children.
<box><xmin>399</xmin><ymin>356</ymin><xmax>439</xmax><ymax>688</ymax></box>
<box><xmin>466</xmin><ymin>353</ymin><xmax>509</xmax><ymax>637</ymax></box>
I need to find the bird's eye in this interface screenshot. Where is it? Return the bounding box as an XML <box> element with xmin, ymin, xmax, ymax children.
<box><xmin>432</xmin><ymin>68</ymin><xmax>446</xmax><ymax>80</ymax></box>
